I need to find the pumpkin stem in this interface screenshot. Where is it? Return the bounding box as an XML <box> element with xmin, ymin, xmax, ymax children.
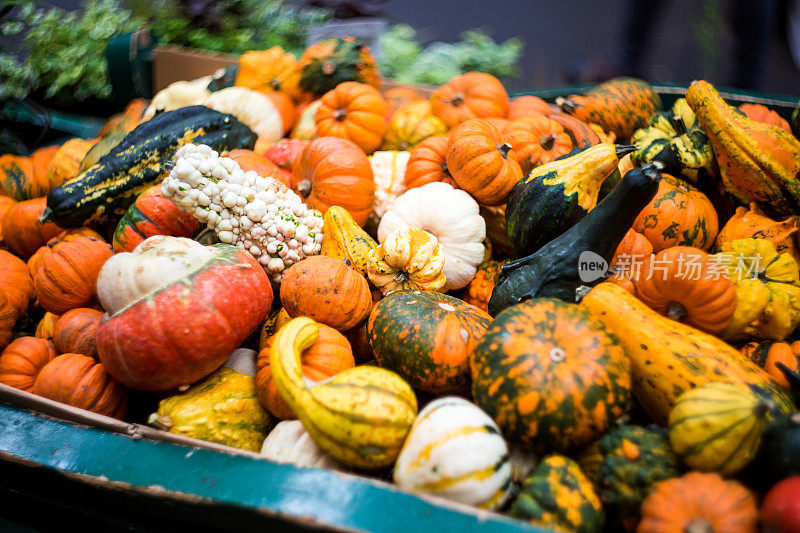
<box><xmin>450</xmin><ymin>93</ymin><xmax>465</xmax><ymax>107</ymax></box>
<box><xmin>497</xmin><ymin>142</ymin><xmax>513</xmax><ymax>159</ymax></box>
<box><xmin>684</xmin><ymin>518</ymin><xmax>714</xmax><ymax>533</ymax></box>
<box><xmin>555</xmin><ymin>96</ymin><xmax>579</xmax><ymax>114</ymax></box>
<box><xmin>297</xmin><ymin>178</ymin><xmax>313</xmax><ymax>198</ymax></box>
<box><xmin>539</xmin><ymin>133</ymin><xmax>557</xmax><ymax>150</ymax></box>
<box><xmin>322</xmin><ymin>62</ymin><xmax>336</xmax><ymax>75</ymax></box>
<box><xmin>333</xmin><ymin>109</ymin><xmax>347</xmax><ymax>122</ymax></box>
<box><xmin>269</xmin><ymin>78</ymin><xmax>281</xmax><ymax>91</ymax></box>
<box><xmin>38</xmin><ymin>207</ymin><xmax>53</xmax><ymax>223</ymax></box>
<box><xmin>666</xmin><ymin>302</ymin><xmax>687</xmax><ymax>321</ymax></box>
<box><xmin>670</xmin><ymin>114</ymin><xmax>688</xmax><ymax>135</ymax></box>
<box><xmin>147</xmin><ymin>413</ymin><xmax>172</xmax><ymax>431</ymax></box>
<box><xmin>615</xmin><ymin>144</ymin><xmax>637</xmax><ymax>158</ymax></box>
<box><xmin>752</xmin><ymin>400</ymin><xmax>773</xmax><ymax>419</ymax></box>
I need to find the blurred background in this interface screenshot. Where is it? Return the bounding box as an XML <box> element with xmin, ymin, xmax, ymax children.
<box><xmin>2</xmin><ymin>0</ymin><xmax>799</xmax><ymax>112</ymax></box>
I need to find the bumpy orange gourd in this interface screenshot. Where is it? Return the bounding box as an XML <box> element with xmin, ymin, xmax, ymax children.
<box><xmin>280</xmin><ymin>255</ymin><xmax>373</xmax><ymax>331</ymax></box>
<box><xmin>256</xmin><ymin>323</ymin><xmax>354</xmax><ymax>419</ymax></box>
<box><xmin>507</xmin><ymin>95</ymin><xmax>551</xmax><ymax>119</ymax></box>
<box><xmin>53</xmin><ymin>308</ymin><xmax>103</xmax><ymax>359</ymax></box>
<box><xmin>446</xmin><ymin>119</ymin><xmax>523</xmax><ymax>206</ymax></box>
<box><xmin>0</xmin><ymin>336</ymin><xmax>57</xmax><ymax>392</ymax></box>
<box><xmin>31</xmin><ymin>235</ymin><xmax>114</xmax><ymax>314</ymax></box>
<box><xmin>404</xmin><ymin>135</ymin><xmax>457</xmax><ymax>189</ymax></box>
<box><xmin>2</xmin><ymin>197</ymin><xmax>63</xmax><ymax>258</ymax></box>
<box><xmin>635</xmin><ymin>246</ymin><xmax>738</xmax><ymax>335</ymax></box>
<box><xmin>34</xmin><ymin>353</ymin><xmax>127</xmax><ymax>418</ymax></box>
<box><xmin>502</xmin><ymin>115</ymin><xmax>573</xmax><ymax>173</ymax></box>
<box><xmin>431</xmin><ymin>72</ymin><xmax>509</xmax><ymax>128</ymax></box>
<box><xmin>637</xmin><ymin>472</ymin><xmax>758</xmax><ymax>533</ymax></box>
<box><xmin>686</xmin><ymin>80</ymin><xmax>800</xmax><ymax>217</ymax></box>
<box><xmin>290</xmin><ymin>137</ymin><xmax>375</xmax><ymax>226</ymax></box>
<box><xmin>633</xmin><ymin>174</ymin><xmax>718</xmax><ymax>252</ymax></box>
<box><xmin>315</xmin><ymin>81</ymin><xmax>387</xmax><ymax>154</ymax></box>
<box><xmin>716</xmin><ymin>202</ymin><xmax>799</xmax><ymax>262</ymax></box>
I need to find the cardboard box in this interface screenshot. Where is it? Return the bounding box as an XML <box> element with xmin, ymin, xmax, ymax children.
<box><xmin>152</xmin><ymin>45</ymin><xmax>238</xmax><ymax>92</ymax></box>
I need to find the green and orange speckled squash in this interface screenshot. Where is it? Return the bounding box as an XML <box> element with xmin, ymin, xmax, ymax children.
<box><xmin>509</xmin><ymin>454</ymin><xmax>604</xmax><ymax>533</ymax></box>
<box><xmin>557</xmin><ymin>78</ymin><xmax>662</xmax><ymax>140</ymax></box>
<box><xmin>463</xmin><ymin>259</ymin><xmax>506</xmax><ymax>313</ymax></box>
<box><xmin>367</xmin><ymin>290</ymin><xmax>491</xmax><ymax>395</ymax></box>
<box><xmin>471</xmin><ymin>298</ymin><xmax>630</xmax><ymax>454</ymax></box>
<box><xmin>112</xmin><ymin>186</ymin><xmax>200</xmax><ymax>252</ymax></box>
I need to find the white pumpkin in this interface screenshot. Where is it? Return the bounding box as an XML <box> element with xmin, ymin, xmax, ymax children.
<box><xmin>378</xmin><ymin>182</ymin><xmax>486</xmax><ymax>290</ymax></box>
<box><xmin>223</xmin><ymin>348</ymin><xmax>257</xmax><ymax>376</ymax></box>
<box><xmin>261</xmin><ymin>420</ymin><xmax>342</xmax><ymax>470</ymax></box>
<box><xmin>143</xmin><ymin>77</ymin><xmax>212</xmax><ymax>119</ymax></box>
<box><xmin>203</xmin><ymin>87</ymin><xmax>283</xmax><ymax>143</ymax></box>
<box><xmin>370</xmin><ymin>150</ymin><xmax>410</xmax><ymax>218</ymax></box>
<box><xmin>393</xmin><ymin>396</ymin><xmax>513</xmax><ymax>510</ymax></box>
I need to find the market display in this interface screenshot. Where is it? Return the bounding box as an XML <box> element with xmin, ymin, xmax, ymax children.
<box><xmin>2</xmin><ymin>34</ymin><xmax>800</xmax><ymax>532</ymax></box>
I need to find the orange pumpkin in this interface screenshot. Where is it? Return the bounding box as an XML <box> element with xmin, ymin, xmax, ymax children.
<box><xmin>280</xmin><ymin>255</ymin><xmax>373</xmax><ymax>331</ymax></box>
<box><xmin>635</xmin><ymin>246</ymin><xmax>738</xmax><ymax>335</ymax></box>
<box><xmin>0</xmin><ymin>155</ymin><xmax>36</xmax><ymax>201</ymax></box>
<box><xmin>716</xmin><ymin>202</ymin><xmax>799</xmax><ymax>262</ymax></box>
<box><xmin>97</xmin><ymin>99</ymin><xmax>148</xmax><ymax>137</ymax></box>
<box><xmin>637</xmin><ymin>472</ymin><xmax>758</xmax><ymax>533</ymax></box>
<box><xmin>235</xmin><ymin>47</ymin><xmax>300</xmax><ymax>99</ymax></box>
<box><xmin>404</xmin><ymin>135</ymin><xmax>457</xmax><ymax>189</ymax></box>
<box><xmin>611</xmin><ymin>229</ymin><xmax>653</xmax><ymax>269</ymax></box>
<box><xmin>53</xmin><ymin>308</ymin><xmax>103</xmax><ymax>359</ymax></box>
<box><xmin>431</xmin><ymin>72</ymin><xmax>509</xmax><ymax>128</ymax></box>
<box><xmin>0</xmin><ymin>250</ymin><xmax>34</xmax><ymax>349</ymax></box>
<box><xmin>31</xmin><ymin>235</ymin><xmax>114</xmax><ymax>314</ymax></box>
<box><xmin>502</xmin><ymin>115</ymin><xmax>573</xmax><ymax>173</ymax></box>
<box><xmin>445</xmin><ymin>119</ymin><xmax>523</xmax><ymax>206</ymax></box>
<box><xmin>739</xmin><ymin>103</ymin><xmax>791</xmax><ymax>132</ymax></box>
<box><xmin>507</xmin><ymin>95</ymin><xmax>552</xmax><ymax>119</ymax></box>
<box><xmin>383</xmin><ymin>86</ymin><xmax>424</xmax><ymax>117</ymax></box>
<box><xmin>739</xmin><ymin>340</ymin><xmax>800</xmax><ymax>390</ymax></box>
<box><xmin>0</xmin><ymin>336</ymin><xmax>57</xmax><ymax>392</ymax></box>
<box><xmin>256</xmin><ymin>322</ymin><xmax>355</xmax><ymax>419</ymax></box>
<box><xmin>225</xmin><ymin>149</ymin><xmax>285</xmax><ymax>181</ymax></box>
<box><xmin>35</xmin><ymin>312</ymin><xmax>60</xmax><ymax>341</ymax></box>
<box><xmin>29</xmin><ymin>228</ymin><xmax>107</xmax><ymax>277</ymax></box>
<box><xmin>34</xmin><ymin>353</ymin><xmax>127</xmax><ymax>418</ymax></box>
<box><xmin>0</xmin><ymin>195</ymin><xmax>16</xmax><ymax>245</ymax></box>
<box><xmin>2</xmin><ymin>197</ymin><xmax>64</xmax><ymax>258</ymax></box>
<box><xmin>633</xmin><ymin>174</ymin><xmax>718</xmax><ymax>252</ymax></box>
<box><xmin>484</xmin><ymin>117</ymin><xmax>510</xmax><ymax>131</ymax></box>
<box><xmin>315</xmin><ymin>81</ymin><xmax>388</xmax><ymax>154</ymax></box>
<box><xmin>46</xmin><ymin>138</ymin><xmax>96</xmax><ymax>190</ymax></box>
<box><xmin>290</xmin><ymin>137</ymin><xmax>375</xmax><ymax>226</ymax></box>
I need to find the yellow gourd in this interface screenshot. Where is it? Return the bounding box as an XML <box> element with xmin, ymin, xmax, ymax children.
<box><xmin>320</xmin><ymin>206</ymin><xmax>378</xmax><ymax>276</ymax></box>
<box><xmin>367</xmin><ymin>227</ymin><xmax>446</xmax><ymax>294</ymax></box>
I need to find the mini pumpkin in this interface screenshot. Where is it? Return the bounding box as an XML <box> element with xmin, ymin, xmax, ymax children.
<box><xmin>610</xmin><ymin>229</ymin><xmax>653</xmax><ymax>275</ymax></box>
<box><xmin>46</xmin><ymin>138</ymin><xmax>97</xmax><ymax>190</ymax></box>
<box><xmin>314</xmin><ymin>81</ymin><xmax>387</xmax><ymax>154</ymax></box>
<box><xmin>235</xmin><ymin>47</ymin><xmax>300</xmax><ymax>99</ymax></box>
<box><xmin>507</xmin><ymin>95</ymin><xmax>552</xmax><ymax>119</ymax></box>
<box><xmin>383</xmin><ymin>86</ymin><xmax>424</xmax><ymax>116</ymax></box>
<box><xmin>53</xmin><ymin>308</ymin><xmax>104</xmax><ymax>359</ymax></box>
<box><xmin>0</xmin><ymin>250</ymin><xmax>34</xmax><ymax>349</ymax></box>
<box><xmin>0</xmin><ymin>336</ymin><xmax>57</xmax><ymax>392</ymax></box>
<box><xmin>445</xmin><ymin>119</ymin><xmax>523</xmax><ymax>206</ymax></box>
<box><xmin>502</xmin><ymin>115</ymin><xmax>573</xmax><ymax>173</ymax></box>
<box><xmin>431</xmin><ymin>72</ymin><xmax>509</xmax><ymax>128</ymax></box>
<box><xmin>367</xmin><ymin>227</ymin><xmax>447</xmax><ymax>294</ymax></box>
<box><xmin>403</xmin><ymin>135</ymin><xmax>456</xmax><ymax>189</ymax></box>
<box><xmin>2</xmin><ymin>197</ymin><xmax>63</xmax><ymax>258</ymax></box>
<box><xmin>295</xmin><ymin>36</ymin><xmax>380</xmax><ymax>101</ymax></box>
<box><xmin>739</xmin><ymin>103</ymin><xmax>791</xmax><ymax>132</ymax></box>
<box><xmin>280</xmin><ymin>255</ymin><xmax>373</xmax><ymax>331</ymax></box>
<box><xmin>0</xmin><ymin>195</ymin><xmax>16</xmax><ymax>245</ymax></box>
<box><xmin>382</xmin><ymin>107</ymin><xmax>448</xmax><ymax>151</ymax></box>
<box><xmin>715</xmin><ymin>202</ymin><xmax>799</xmax><ymax>263</ymax></box>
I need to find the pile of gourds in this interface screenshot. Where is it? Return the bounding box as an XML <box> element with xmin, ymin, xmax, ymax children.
<box><xmin>2</xmin><ymin>35</ymin><xmax>800</xmax><ymax>533</ymax></box>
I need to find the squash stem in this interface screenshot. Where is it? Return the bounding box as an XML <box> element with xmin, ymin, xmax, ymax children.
<box><xmin>333</xmin><ymin>109</ymin><xmax>347</xmax><ymax>122</ymax></box>
<box><xmin>148</xmin><ymin>413</ymin><xmax>172</xmax><ymax>431</ymax></box>
<box><xmin>670</xmin><ymin>114</ymin><xmax>688</xmax><ymax>135</ymax></box>
<box><xmin>555</xmin><ymin>96</ymin><xmax>578</xmax><ymax>114</ymax></box>
<box><xmin>666</xmin><ymin>301</ymin><xmax>687</xmax><ymax>321</ymax></box>
<box><xmin>615</xmin><ymin>144</ymin><xmax>637</xmax><ymax>158</ymax></box>
<box><xmin>684</xmin><ymin>518</ymin><xmax>714</xmax><ymax>533</ymax></box>
<box><xmin>321</xmin><ymin>62</ymin><xmax>336</xmax><ymax>75</ymax></box>
<box><xmin>497</xmin><ymin>142</ymin><xmax>513</xmax><ymax>160</ymax></box>
<box><xmin>297</xmin><ymin>179</ymin><xmax>313</xmax><ymax>198</ymax></box>
<box><xmin>450</xmin><ymin>93</ymin><xmax>465</xmax><ymax>107</ymax></box>
<box><xmin>539</xmin><ymin>134</ymin><xmax>557</xmax><ymax>150</ymax></box>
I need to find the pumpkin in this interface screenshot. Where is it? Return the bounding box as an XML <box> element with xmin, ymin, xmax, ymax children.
<box><xmin>263</xmin><ymin>138</ymin><xmax>308</xmax><ymax>172</ymax></box>
<box><xmin>27</xmin><ymin>227</ymin><xmax>106</xmax><ymax>278</ymax></box>
<box><xmin>0</xmin><ymin>250</ymin><xmax>33</xmax><ymax>349</ymax></box>
<box><xmin>261</xmin><ymin>420</ymin><xmax>342</xmax><ymax>470</ymax></box>
<box><xmin>31</xmin><ymin>235</ymin><xmax>114</xmax><ymax>314</ymax></box>
<box><xmin>547</xmin><ymin>112</ymin><xmax>602</xmax><ymax>150</ymax></box>
<box><xmin>580</xmin><ymin>282</ymin><xmax>795</xmax><ymax>425</ymax></box>
<box><xmin>369</xmin><ymin>150</ymin><xmax>409</xmax><ymax>218</ymax></box>
<box><xmin>378</xmin><ymin>182</ymin><xmax>486</xmax><ymax>290</ymax></box>
<box><xmin>761</xmin><ymin>476</ymin><xmax>800</xmax><ymax>533</ymax></box>
<box><xmin>502</xmin><ymin>115</ymin><xmax>573</xmax><ymax>173</ymax></box>
<box><xmin>368</xmin><ymin>290</ymin><xmax>490</xmax><ymax>394</ymax></box>
<box><xmin>445</xmin><ymin>119</ymin><xmax>522</xmax><ymax>206</ymax></box>
<box><xmin>295</xmin><ymin>37</ymin><xmax>380</xmax><ymax>100</ymax></box>
<box><xmin>686</xmin><ymin>80</ymin><xmax>800</xmax><ymax>218</ymax></box>
<box><xmin>225</xmin><ymin>149</ymin><xmax>284</xmax><ymax>179</ymax></box>
<box><xmin>509</xmin><ymin>455</ymin><xmax>604</xmax><ymax>533</ymax></box>
<box><xmin>431</xmin><ymin>72</ymin><xmax>509</xmax><ymax>128</ymax></box>
<box><xmin>557</xmin><ymin>77</ymin><xmax>662</xmax><ymax>139</ymax></box>
<box><xmin>748</xmin><ymin>412</ymin><xmax>800</xmax><ymax>489</ymax></box>
<box><xmin>403</xmin><ymin>135</ymin><xmax>456</xmax><ymax>189</ymax></box>
<box><xmin>149</xmin><ymin>367</ymin><xmax>270</xmax><ymax>451</ymax></box>
<box><xmin>383</xmin><ymin>86</ymin><xmax>424</xmax><ymax>116</ymax></box>
<box><xmin>577</xmin><ymin>425</ymin><xmax>681</xmax><ymax>531</ymax></box>
<box><xmin>464</xmin><ymin>259</ymin><xmax>505</xmax><ymax>313</ymax></box>
<box><xmin>280</xmin><ymin>255</ymin><xmax>372</xmax><ymax>331</ymax></box>
<box><xmin>739</xmin><ymin>103</ymin><xmax>791</xmax><ymax>132</ymax></box>
<box><xmin>610</xmin><ymin>229</ymin><xmax>653</xmax><ymax>273</ymax></box>
<box><xmin>740</xmin><ymin>340</ymin><xmax>800</xmax><ymax>390</ymax></box>
<box><xmin>393</xmin><ymin>396</ymin><xmax>513</xmax><ymax>510</ymax></box>
<box><xmin>633</xmin><ymin>173</ymin><xmax>718</xmax><ymax>252</ymax></box>
<box><xmin>53</xmin><ymin>308</ymin><xmax>103</xmax><ymax>359</ymax></box>
<box><xmin>319</xmin><ymin>205</ymin><xmax>378</xmax><ymax>276</ymax></box>
<box><xmin>314</xmin><ymin>82</ymin><xmax>387</xmax><ymax>154</ymax></box>
<box><xmin>669</xmin><ymin>383</ymin><xmax>770</xmax><ymax>476</ymax></box>
<box><xmin>112</xmin><ymin>185</ymin><xmax>200</xmax><ymax>253</ymax></box>
<box><xmin>366</xmin><ymin>228</ymin><xmax>447</xmax><ymax>294</ymax></box>
<box><xmin>0</xmin><ymin>154</ymin><xmax>39</xmax><ymax>201</ymax></box>
<box><xmin>34</xmin><ymin>353</ymin><xmax>127</xmax><ymax>418</ymax></box>
<box><xmin>507</xmin><ymin>95</ymin><xmax>551</xmax><ymax>119</ymax></box>
<box><xmin>0</xmin><ymin>336</ymin><xmax>57</xmax><ymax>392</ymax></box>
<box><xmin>96</xmin><ymin>236</ymin><xmax>273</xmax><ymax>391</ymax></box>
<box><xmin>0</xmin><ymin>195</ymin><xmax>16</xmax><ymax>244</ymax></box>
<box><xmin>2</xmin><ymin>198</ymin><xmax>63</xmax><ymax>258</ymax></box>
<box><xmin>471</xmin><ymin>298</ymin><xmax>630</xmax><ymax>454</ymax></box>
<box><xmin>235</xmin><ymin>47</ymin><xmax>300</xmax><ymax>99</ymax></box>
<box><xmin>97</xmin><ymin>99</ymin><xmax>147</xmax><ymax>138</ymax></box>
<box><xmin>256</xmin><ymin>322</ymin><xmax>354</xmax><ymax>419</ymax></box>
<box><xmin>715</xmin><ymin>238</ymin><xmax>800</xmax><ymax>341</ymax></box>
<box><xmin>634</xmin><ymin>246</ymin><xmax>737</xmax><ymax>335</ymax></box>
<box><xmin>715</xmin><ymin>202</ymin><xmax>799</xmax><ymax>262</ymax></box>
<box><xmin>46</xmin><ymin>138</ymin><xmax>97</xmax><ymax>190</ymax></box>
<box><xmin>636</xmin><ymin>472</ymin><xmax>758</xmax><ymax>533</ymax></box>
<box><xmin>382</xmin><ymin>108</ymin><xmax>447</xmax><ymax>151</ymax></box>
<box><xmin>290</xmin><ymin>137</ymin><xmax>375</xmax><ymax>226</ymax></box>
<box><xmin>34</xmin><ymin>312</ymin><xmax>59</xmax><ymax>341</ymax></box>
